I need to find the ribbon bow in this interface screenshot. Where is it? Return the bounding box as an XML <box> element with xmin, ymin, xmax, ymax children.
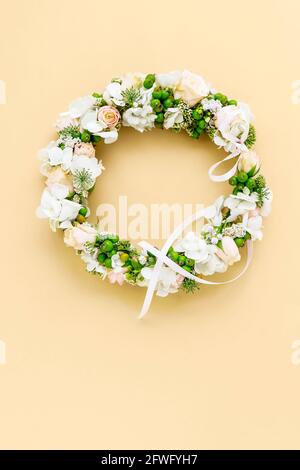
<box><xmin>137</xmin><ymin>153</ymin><xmax>251</xmax><ymax>319</ymax></box>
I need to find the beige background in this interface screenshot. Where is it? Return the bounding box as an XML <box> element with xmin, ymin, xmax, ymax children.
<box><xmin>0</xmin><ymin>0</ymin><xmax>300</xmax><ymax>450</ymax></box>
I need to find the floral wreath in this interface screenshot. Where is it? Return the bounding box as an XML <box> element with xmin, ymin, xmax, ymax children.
<box><xmin>37</xmin><ymin>71</ymin><xmax>272</xmax><ymax>318</ymax></box>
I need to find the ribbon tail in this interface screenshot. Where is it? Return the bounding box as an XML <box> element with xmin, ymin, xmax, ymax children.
<box><xmin>208</xmin><ymin>153</ymin><xmax>240</xmax><ymax>182</ymax></box>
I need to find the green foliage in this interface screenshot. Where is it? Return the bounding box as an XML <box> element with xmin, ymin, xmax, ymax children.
<box><xmin>181</xmin><ymin>278</ymin><xmax>200</xmax><ymax>294</ymax></box>
<box><xmin>245</xmin><ymin>124</ymin><xmax>256</xmax><ymax>149</ymax></box>
<box><xmin>121</xmin><ymin>87</ymin><xmax>141</xmax><ymax>107</ymax></box>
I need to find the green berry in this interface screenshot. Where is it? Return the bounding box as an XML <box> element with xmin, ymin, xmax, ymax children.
<box><xmin>198</xmin><ymin>119</ymin><xmax>206</xmax><ymax>129</ymax></box>
<box><xmin>229</xmin><ymin>176</ymin><xmax>238</xmax><ymax>186</ymax></box>
<box><xmin>228</xmin><ymin>99</ymin><xmax>237</xmax><ymax>106</ymax></box>
<box><xmin>160</xmin><ymin>90</ymin><xmax>169</xmax><ymax>100</ymax></box>
<box><xmin>163</xmin><ymin>98</ymin><xmax>173</xmax><ymax>109</ymax></box>
<box><xmin>76</xmin><ymin>214</ymin><xmax>86</xmax><ymax>224</ymax></box>
<box><xmin>155</xmin><ymin>112</ymin><xmax>164</xmax><ymax>124</ymax></box>
<box><xmin>150</xmin><ymin>98</ymin><xmax>163</xmax><ymax>112</ymax></box>
<box><xmin>178</xmin><ymin>255</ymin><xmax>186</xmax><ymax>266</ymax></box>
<box><xmin>104</xmin><ymin>258</ymin><xmax>112</xmax><ymax>268</ymax></box>
<box><xmin>186</xmin><ymin>258</ymin><xmax>195</xmax><ymax>267</ymax></box>
<box><xmin>246</xmin><ymin>178</ymin><xmax>256</xmax><ymax>191</ymax></box>
<box><xmin>81</xmin><ymin>130</ymin><xmax>91</xmax><ymax>143</ymax></box>
<box><xmin>234</xmin><ymin>238</ymin><xmax>245</xmax><ymax>248</ymax></box>
<box><xmin>148</xmin><ymin>256</ymin><xmax>156</xmax><ymax>266</ymax></box>
<box><xmin>120</xmin><ymin>253</ymin><xmax>129</xmax><ymax>263</ymax></box>
<box><xmin>192</xmin><ymin>109</ymin><xmax>203</xmax><ymax>120</ymax></box>
<box><xmin>191</xmin><ymin>131</ymin><xmax>199</xmax><ymax>139</ymax></box>
<box><xmin>237</xmin><ymin>171</ymin><xmax>248</xmax><ymax>183</ymax></box>
<box><xmin>232</xmin><ymin>187</ymin><xmax>239</xmax><ymax>195</ymax></box>
<box><xmin>170</xmin><ymin>251</ymin><xmax>179</xmax><ymax>262</ymax></box>
<box><xmin>79</xmin><ymin>207</ymin><xmax>88</xmax><ymax>217</ymax></box>
<box><xmin>101</xmin><ymin>240</ymin><xmax>114</xmax><ymax>253</ymax></box>
<box><xmin>182</xmin><ymin>265</ymin><xmax>192</xmax><ymax>272</ymax></box>
<box><xmin>97</xmin><ymin>253</ymin><xmax>106</xmax><ymax>264</ymax></box>
<box><xmin>144</xmin><ymin>74</ymin><xmax>155</xmax><ymax>89</ymax></box>
<box><xmin>152</xmin><ymin>89</ymin><xmax>162</xmax><ymax>100</ymax></box>
<box><xmin>131</xmin><ymin>258</ymin><xmax>140</xmax><ymax>269</ymax></box>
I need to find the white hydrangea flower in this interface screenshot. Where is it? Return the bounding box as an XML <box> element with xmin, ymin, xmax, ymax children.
<box><xmin>195</xmin><ymin>244</ymin><xmax>227</xmax><ymax>276</ymax></box>
<box><xmin>122</xmin><ymin>104</ymin><xmax>156</xmax><ymax>132</ymax></box>
<box><xmin>68</xmin><ymin>96</ymin><xmax>96</xmax><ymax>118</ymax></box>
<box><xmin>38</xmin><ymin>142</ymin><xmax>73</xmax><ymax>172</ymax></box>
<box><xmin>243</xmin><ymin>214</ymin><xmax>263</xmax><ymax>241</ymax></box>
<box><xmin>36</xmin><ymin>184</ymin><xmax>81</xmax><ymax>227</ymax></box>
<box><xmin>81</xmin><ymin>251</ymin><xmax>107</xmax><ymax>277</ymax></box>
<box><xmin>174</xmin><ymin>232</ymin><xmax>209</xmax><ymax>262</ymax></box>
<box><xmin>163</xmin><ymin>108</ymin><xmax>184</xmax><ymax>129</ymax></box>
<box><xmin>201</xmin><ymin>98</ymin><xmax>222</xmax><ymax>113</ymax></box>
<box><xmin>141</xmin><ymin>266</ymin><xmax>178</xmax><ymax>297</ymax></box>
<box><xmin>224</xmin><ymin>189</ymin><xmax>258</xmax><ymax>222</ymax></box>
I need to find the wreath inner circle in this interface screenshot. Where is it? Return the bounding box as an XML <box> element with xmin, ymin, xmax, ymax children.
<box><xmin>37</xmin><ymin>71</ymin><xmax>272</xmax><ymax>317</ymax></box>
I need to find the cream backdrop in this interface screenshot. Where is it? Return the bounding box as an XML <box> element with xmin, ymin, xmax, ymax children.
<box><xmin>0</xmin><ymin>0</ymin><xmax>300</xmax><ymax>450</ymax></box>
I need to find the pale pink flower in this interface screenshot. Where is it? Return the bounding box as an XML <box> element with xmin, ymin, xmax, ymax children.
<box><xmin>175</xmin><ymin>274</ymin><xmax>185</xmax><ymax>289</ymax></box>
<box><xmin>74</xmin><ymin>142</ymin><xmax>95</xmax><ymax>158</ymax></box>
<box><xmin>108</xmin><ymin>270</ymin><xmax>125</xmax><ymax>286</ymax></box>
<box><xmin>98</xmin><ymin>106</ymin><xmax>120</xmax><ymax>129</ymax></box>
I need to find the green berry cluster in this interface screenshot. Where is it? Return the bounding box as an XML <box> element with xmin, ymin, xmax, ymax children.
<box><xmin>233</xmin><ymin>231</ymin><xmax>251</xmax><ymax>248</ymax></box>
<box><xmin>188</xmin><ymin>103</ymin><xmax>210</xmax><ymax>139</ymax></box>
<box><xmin>167</xmin><ymin>247</ymin><xmax>195</xmax><ymax>273</ymax></box>
<box><xmin>212</xmin><ymin>92</ymin><xmax>237</xmax><ymax>107</ymax></box>
<box><xmin>150</xmin><ymin>87</ymin><xmax>177</xmax><ymax>125</ymax></box>
<box><xmin>229</xmin><ymin>169</ymin><xmax>265</xmax><ymax>195</ymax></box>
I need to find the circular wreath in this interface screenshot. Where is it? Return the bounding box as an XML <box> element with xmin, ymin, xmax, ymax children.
<box><xmin>37</xmin><ymin>71</ymin><xmax>272</xmax><ymax>312</ymax></box>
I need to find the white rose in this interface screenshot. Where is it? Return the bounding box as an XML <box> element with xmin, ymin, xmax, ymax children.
<box><xmin>64</xmin><ymin>224</ymin><xmax>97</xmax><ymax>251</ymax></box>
<box><xmin>163</xmin><ymin>108</ymin><xmax>184</xmax><ymax>129</ymax></box>
<box><xmin>174</xmin><ymin>70</ymin><xmax>209</xmax><ymax>107</ymax></box>
<box><xmin>156</xmin><ymin>71</ymin><xmax>182</xmax><ymax>89</ymax></box>
<box><xmin>214</xmin><ymin>103</ymin><xmax>253</xmax><ymax>151</ymax></box>
<box><xmin>238</xmin><ymin>150</ymin><xmax>260</xmax><ymax>174</ymax></box>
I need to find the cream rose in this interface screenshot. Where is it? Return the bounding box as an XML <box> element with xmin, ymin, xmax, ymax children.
<box><xmin>238</xmin><ymin>150</ymin><xmax>260</xmax><ymax>174</ymax></box>
<box><xmin>98</xmin><ymin>106</ymin><xmax>120</xmax><ymax>129</ymax></box>
<box><xmin>74</xmin><ymin>142</ymin><xmax>95</xmax><ymax>158</ymax></box>
<box><xmin>214</xmin><ymin>103</ymin><xmax>253</xmax><ymax>147</ymax></box>
<box><xmin>64</xmin><ymin>224</ymin><xmax>97</xmax><ymax>251</ymax></box>
<box><xmin>174</xmin><ymin>70</ymin><xmax>209</xmax><ymax>107</ymax></box>
<box><xmin>46</xmin><ymin>167</ymin><xmax>73</xmax><ymax>192</ymax></box>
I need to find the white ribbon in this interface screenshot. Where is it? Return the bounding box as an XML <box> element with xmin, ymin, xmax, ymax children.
<box><xmin>138</xmin><ymin>204</ymin><xmax>253</xmax><ymax>319</ymax></box>
<box><xmin>208</xmin><ymin>153</ymin><xmax>241</xmax><ymax>182</ymax></box>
